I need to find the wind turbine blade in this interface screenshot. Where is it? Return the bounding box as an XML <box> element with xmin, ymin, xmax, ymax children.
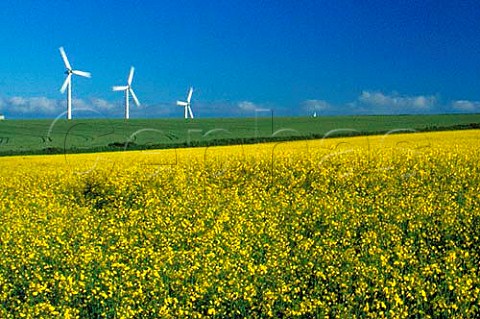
<box><xmin>113</xmin><ymin>86</ymin><xmax>128</xmax><ymax>91</ymax></box>
<box><xmin>187</xmin><ymin>87</ymin><xmax>193</xmax><ymax>103</ymax></box>
<box><xmin>59</xmin><ymin>47</ymin><xmax>71</xmax><ymax>70</ymax></box>
<box><xmin>72</xmin><ymin>70</ymin><xmax>91</xmax><ymax>78</ymax></box>
<box><xmin>188</xmin><ymin>105</ymin><xmax>194</xmax><ymax>119</ymax></box>
<box><xmin>128</xmin><ymin>66</ymin><xmax>135</xmax><ymax>85</ymax></box>
<box><xmin>176</xmin><ymin>101</ymin><xmax>188</xmax><ymax>106</ymax></box>
<box><xmin>60</xmin><ymin>74</ymin><xmax>71</xmax><ymax>93</ymax></box>
<box><xmin>130</xmin><ymin>88</ymin><xmax>140</xmax><ymax>106</ymax></box>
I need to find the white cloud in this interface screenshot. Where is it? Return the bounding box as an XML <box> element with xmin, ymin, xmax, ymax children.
<box><xmin>5</xmin><ymin>96</ymin><xmax>61</xmax><ymax>114</ymax></box>
<box><xmin>0</xmin><ymin>96</ymin><xmax>120</xmax><ymax>117</ymax></box>
<box><xmin>302</xmin><ymin>91</ymin><xmax>450</xmax><ymax>116</ymax></box>
<box><xmin>86</xmin><ymin>98</ymin><xmax>117</xmax><ymax>112</ymax></box>
<box><xmin>356</xmin><ymin>91</ymin><xmax>437</xmax><ymax>114</ymax></box>
<box><xmin>302</xmin><ymin>99</ymin><xmax>332</xmax><ymax>112</ymax></box>
<box><xmin>451</xmin><ymin>100</ymin><xmax>480</xmax><ymax>112</ymax></box>
<box><xmin>0</xmin><ymin>96</ymin><xmax>123</xmax><ymax>118</ymax></box>
<box><xmin>237</xmin><ymin>101</ymin><xmax>258</xmax><ymax>111</ymax></box>
<box><xmin>235</xmin><ymin>101</ymin><xmax>273</xmax><ymax>114</ymax></box>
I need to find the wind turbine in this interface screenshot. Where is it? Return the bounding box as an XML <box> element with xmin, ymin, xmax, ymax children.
<box><xmin>112</xmin><ymin>66</ymin><xmax>140</xmax><ymax>120</ymax></box>
<box><xmin>176</xmin><ymin>87</ymin><xmax>194</xmax><ymax>119</ymax></box>
<box><xmin>59</xmin><ymin>47</ymin><xmax>91</xmax><ymax>120</ymax></box>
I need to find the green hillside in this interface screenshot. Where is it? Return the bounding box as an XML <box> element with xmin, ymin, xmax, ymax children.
<box><xmin>0</xmin><ymin>114</ymin><xmax>479</xmax><ymax>156</ymax></box>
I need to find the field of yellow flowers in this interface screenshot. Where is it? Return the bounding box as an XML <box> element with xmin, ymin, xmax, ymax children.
<box><xmin>0</xmin><ymin>129</ymin><xmax>479</xmax><ymax>318</ymax></box>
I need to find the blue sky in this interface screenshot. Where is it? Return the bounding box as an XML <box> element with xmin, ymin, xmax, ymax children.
<box><xmin>0</xmin><ymin>0</ymin><xmax>479</xmax><ymax>119</ymax></box>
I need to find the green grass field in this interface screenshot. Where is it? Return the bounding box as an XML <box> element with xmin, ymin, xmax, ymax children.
<box><xmin>0</xmin><ymin>113</ymin><xmax>479</xmax><ymax>156</ymax></box>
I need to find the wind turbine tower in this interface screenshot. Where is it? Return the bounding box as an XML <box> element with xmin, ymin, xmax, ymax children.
<box><xmin>113</xmin><ymin>66</ymin><xmax>140</xmax><ymax>120</ymax></box>
<box><xmin>176</xmin><ymin>87</ymin><xmax>194</xmax><ymax>119</ymax></box>
<box><xmin>59</xmin><ymin>47</ymin><xmax>91</xmax><ymax>120</ymax></box>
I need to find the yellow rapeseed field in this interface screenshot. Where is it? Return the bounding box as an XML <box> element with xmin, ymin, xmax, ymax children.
<box><xmin>0</xmin><ymin>130</ymin><xmax>479</xmax><ymax>318</ymax></box>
